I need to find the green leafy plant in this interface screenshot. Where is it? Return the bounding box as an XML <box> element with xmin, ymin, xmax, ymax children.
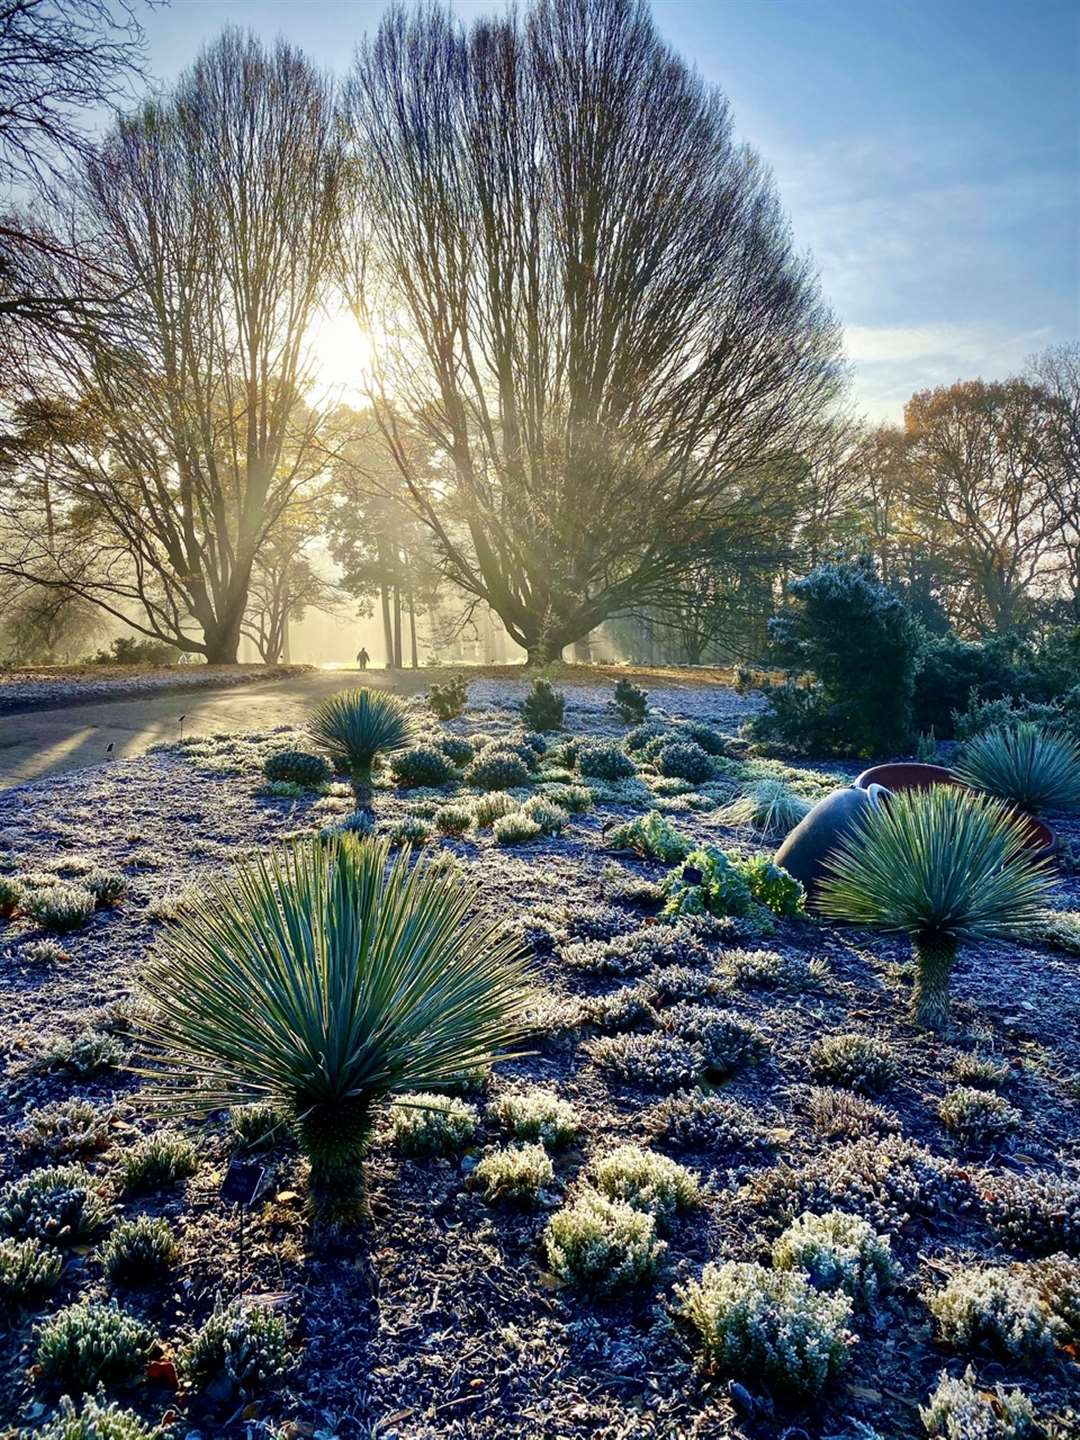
<box><xmin>263</xmin><ymin>750</ymin><xmax>331</xmax><ymax>789</ymax></box>
<box><xmin>612</xmin><ymin>678</ymin><xmax>648</xmax><ymax>723</ymax></box>
<box><xmin>543</xmin><ymin>1192</ymin><xmax>664</xmax><ymax>1292</ymax></box>
<box><xmin>471</xmin><ymin>791</ymin><xmax>521</xmax><ymax>826</ymax></box>
<box><xmin>520</xmin><ymin>678</ymin><xmax>565</xmax><ymax>732</ymax></box>
<box><xmin>230</xmin><ymin>1101</ymin><xmax>290</xmax><ymax>1153</ymax></box>
<box><xmin>0</xmin><ymin>874</ymin><xmax>24</xmax><ymax>917</ymax></box>
<box><xmin>181</xmin><ymin>1303</ymin><xmax>292</xmax><ymax>1396</ymax></box>
<box><xmin>953</xmin><ymin>723</ymin><xmax>1080</xmax><ymax>814</ymax></box>
<box><xmin>101</xmin><ymin>1215</ymin><xmax>178</xmax><ymax>1284</ymax></box>
<box><xmin>606</xmin><ymin>810</ymin><xmax>692</xmax><ymax>863</ymax></box>
<box><xmin>307</xmin><ymin>687</ymin><xmax>416</xmax><ymax>804</ymax></box>
<box><xmin>46</xmin><ymin>1029</ymin><xmax>126</xmax><ymax>1077</ymax></box>
<box><xmin>939</xmin><ymin>1087</ymin><xmax>1020</xmax><ymax>1147</ymax></box>
<box><xmin>35</xmin><ymin>1300</ymin><xmax>155</xmax><ymax>1389</ymax></box>
<box><xmin>818</xmin><ymin>787</ymin><xmax>1052</xmax><ymax>1031</ymax></box>
<box><xmin>429</xmin><ymin>675</ymin><xmax>469</xmax><ymax>720</ymax></box>
<box><xmin>136</xmin><ymin>836</ymin><xmax>530</xmax><ymax>1228</ymax></box>
<box><xmin>17</xmin><ymin>1099</ymin><xmax>113</xmax><ymax>1159</ymax></box>
<box><xmin>739</xmin><ymin>855</ymin><xmax>806</xmax><ymax>916</ymax></box>
<box><xmin>85</xmin><ymin>869</ymin><xmax>128</xmax><ymax>907</ymax></box>
<box><xmin>521</xmin><ymin>796</ymin><xmax>568</xmax><ymax>834</ymax></box>
<box><xmin>434</xmin><ymin>801</ymin><xmax>473</xmax><ymax>837</ymax></box>
<box><xmin>676</xmin><ymin>1260</ymin><xmax>853</xmax><ymax>1396</ymax></box>
<box><xmin>0</xmin><ymin>1235</ymin><xmax>63</xmax><ymax>1305</ymax></box>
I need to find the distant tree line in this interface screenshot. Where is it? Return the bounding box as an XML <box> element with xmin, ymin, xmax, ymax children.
<box><xmin>0</xmin><ymin>0</ymin><xmax>1075</xmax><ymax>675</ymax></box>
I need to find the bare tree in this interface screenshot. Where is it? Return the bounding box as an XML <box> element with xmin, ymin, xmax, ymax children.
<box><xmin>1027</xmin><ymin>344</ymin><xmax>1080</xmax><ymax>617</ymax></box>
<box><xmin>344</xmin><ymin>0</ymin><xmax>844</xmax><ymax>663</ymax></box>
<box><xmin>0</xmin><ymin>0</ymin><xmax>151</xmax><ymax>342</ymax></box>
<box><xmin>2</xmin><ymin>30</ymin><xmax>344</xmax><ymax>662</ymax></box>
<box><xmin>902</xmin><ymin>379</ymin><xmax>1062</xmax><ymax>636</ymax></box>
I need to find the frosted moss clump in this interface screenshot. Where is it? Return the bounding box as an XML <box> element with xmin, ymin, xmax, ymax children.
<box><xmin>390</xmin><ymin>1094</ymin><xmax>478</xmax><ymax>1156</ymax></box>
<box><xmin>590</xmin><ymin>1145</ymin><xmax>701</xmax><ymax>1227</ymax></box>
<box><xmin>588</xmin><ymin>1031</ymin><xmax>704</xmax><ymax>1090</ymax></box>
<box><xmin>772</xmin><ymin>1210</ymin><xmax>896</xmax><ymax>1307</ymax></box>
<box><xmin>0</xmin><ymin>1164</ymin><xmax>111</xmax><ymax>1245</ymax></box>
<box><xmin>920</xmin><ymin>1365</ymin><xmax>1036</xmax><ymax>1440</ymax></box>
<box><xmin>472</xmin><ymin>1144</ymin><xmax>554</xmax><ymax>1205</ymax></box>
<box><xmin>1028</xmin><ymin>1252</ymin><xmax>1080</xmax><ymax>1342</ymax></box>
<box><xmin>434</xmin><ymin>802</ymin><xmax>474</xmax><ymax>837</ymax></box>
<box><xmin>807</xmin><ymin>1088</ymin><xmax>900</xmax><ymax>1140</ymax></box>
<box><xmin>810</xmin><ymin>1033</ymin><xmax>898</xmax><ymax>1095</ymax></box>
<box><xmin>676</xmin><ymin>1261</ymin><xmax>853</xmax><ymax>1396</ymax></box>
<box><xmin>493</xmin><ymin>1089</ymin><xmax>581</xmax><ymax>1148</ymax></box>
<box><xmin>543</xmin><ymin>1192</ymin><xmax>664</xmax><ymax>1293</ymax></box>
<box><xmin>928</xmin><ymin>1266</ymin><xmax>1056</xmax><ymax>1362</ymax></box>
<box><xmin>643</xmin><ymin>965</ymin><xmax>725</xmax><ymax>1007</ymax></box>
<box><xmin>522</xmin><ymin>796</ymin><xmax>569</xmax><ymax>834</ymax></box>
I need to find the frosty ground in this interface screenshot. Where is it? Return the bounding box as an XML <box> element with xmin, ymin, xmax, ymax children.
<box><xmin>0</xmin><ymin>679</ymin><xmax>1077</xmax><ymax>1440</ymax></box>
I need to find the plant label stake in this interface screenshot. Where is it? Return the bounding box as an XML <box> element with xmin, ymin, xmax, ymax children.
<box><xmin>220</xmin><ymin>1159</ymin><xmax>266</xmax><ymax>1296</ymax></box>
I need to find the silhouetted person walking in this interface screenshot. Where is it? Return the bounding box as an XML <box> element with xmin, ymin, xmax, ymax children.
<box><xmin>356</xmin><ymin>647</ymin><xmax>370</xmax><ymax>671</ymax></box>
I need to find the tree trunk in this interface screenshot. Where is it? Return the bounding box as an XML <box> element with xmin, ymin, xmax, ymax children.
<box><xmin>393</xmin><ymin>586</ymin><xmax>403</xmax><ymax>668</ymax></box>
<box><xmin>296</xmin><ymin>1096</ymin><xmax>375</xmax><ymax>1234</ymax></box>
<box><xmin>380</xmin><ymin>584</ymin><xmax>394</xmax><ymax>668</ymax></box>
<box><xmin>911</xmin><ymin>933</ymin><xmax>957</xmax><ymax>1032</ymax></box>
<box><xmin>407</xmin><ymin>581</ymin><xmax>419</xmax><ymax>668</ymax></box>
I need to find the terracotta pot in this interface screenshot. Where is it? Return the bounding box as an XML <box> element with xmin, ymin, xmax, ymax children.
<box><xmin>853</xmin><ymin>763</ymin><xmax>1056</xmax><ymax>862</ymax></box>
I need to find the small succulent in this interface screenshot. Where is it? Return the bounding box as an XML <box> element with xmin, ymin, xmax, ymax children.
<box><xmin>46</xmin><ymin>1028</ymin><xmax>127</xmax><ymax>1077</ymax></box>
<box><xmin>116</xmin><ymin>1131</ymin><xmax>199</xmax><ymax>1195</ymax></box>
<box><xmin>810</xmin><ymin>1033</ymin><xmax>898</xmax><ymax>1095</ymax></box>
<box><xmin>101</xmin><ymin>1215</ymin><xmax>178</xmax><ymax>1283</ymax></box>
<box><xmin>181</xmin><ymin>1302</ymin><xmax>292</xmax><ymax>1396</ymax></box>
<box><xmin>589</xmin><ymin>1145</ymin><xmax>701</xmax><ymax>1228</ymax></box>
<box><xmin>920</xmin><ymin>1365</ymin><xmax>1037</xmax><ymax>1440</ymax></box>
<box><xmin>806</xmin><ymin>1087</ymin><xmax>900</xmax><ymax>1140</ymax></box>
<box><xmin>17</xmin><ymin>1098</ymin><xmax>114</xmax><ymax>1159</ymax></box>
<box><xmin>0</xmin><ymin>1164</ymin><xmax>112</xmax><ymax>1244</ymax></box>
<box><xmin>659</xmin><ymin>1004</ymin><xmax>766</xmax><ymax>1076</ymax></box>
<box><xmin>35</xmin><ymin>1300</ymin><xmax>155</xmax><ymax>1388</ymax></box>
<box><xmin>588</xmin><ymin>1031</ymin><xmax>704</xmax><ymax>1090</ymax></box>
<box><xmin>644</xmin><ymin>1091</ymin><xmax>773</xmax><ymax>1153</ymax></box>
<box><xmin>0</xmin><ymin>1235</ymin><xmax>63</xmax><ymax>1305</ymax></box>
<box><xmin>1027</xmin><ymin>1252</ymin><xmax>1080</xmax><ymax>1341</ymax></box>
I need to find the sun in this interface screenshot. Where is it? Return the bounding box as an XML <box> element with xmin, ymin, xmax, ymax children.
<box><xmin>304</xmin><ymin>307</ymin><xmax>376</xmax><ymax>405</ymax></box>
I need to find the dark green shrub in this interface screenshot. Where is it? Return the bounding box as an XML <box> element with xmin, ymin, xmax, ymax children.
<box><xmin>912</xmin><ymin>632</ymin><xmax>1022</xmax><ymax>737</ymax></box>
<box><xmin>577</xmin><ymin>740</ymin><xmax>635</xmax><ymax>780</ymax></box>
<box><xmin>612</xmin><ymin>679</ymin><xmax>648</xmax><ymax>723</ymax></box>
<box><xmin>438</xmin><ymin>734</ymin><xmax>474</xmax><ymax>766</ymax></box>
<box><xmin>429</xmin><ymin>675</ymin><xmax>468</xmax><ymax>720</ymax></box>
<box><xmin>89</xmin><ymin>636</ymin><xmax>179</xmax><ymax>665</ymax></box>
<box><xmin>35</xmin><ymin>1301</ymin><xmax>155</xmax><ymax>1388</ymax></box>
<box><xmin>656</xmin><ymin>740</ymin><xmax>712</xmax><ymax>783</ymax></box>
<box><xmin>388</xmin><ymin>744</ymin><xmax>455</xmax><ymax>788</ymax></box>
<box><xmin>750</xmin><ymin>559</ymin><xmax>919</xmax><ymax>757</ymax></box>
<box><xmin>520</xmin><ymin>679</ymin><xmax>565</xmax><ymax>732</ymax></box>
<box><xmin>625</xmin><ymin>719</ymin><xmax>670</xmax><ymax>753</ymax></box>
<box><xmin>679</xmin><ymin>721</ymin><xmax>731</xmax><ymax>756</ymax></box>
<box><xmin>262</xmin><ymin>750</ymin><xmax>331</xmax><ymax>788</ymax></box>
<box><xmin>85</xmin><ymin>869</ymin><xmax>128</xmax><ymax>907</ymax></box>
<box><xmin>466</xmin><ymin>748</ymin><xmax>531</xmax><ymax>790</ymax></box>
<box><xmin>0</xmin><ymin>874</ymin><xmax>23</xmax><ymax>917</ymax></box>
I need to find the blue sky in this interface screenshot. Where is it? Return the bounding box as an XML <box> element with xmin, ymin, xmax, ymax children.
<box><xmin>143</xmin><ymin>0</ymin><xmax>1080</xmax><ymax>420</ymax></box>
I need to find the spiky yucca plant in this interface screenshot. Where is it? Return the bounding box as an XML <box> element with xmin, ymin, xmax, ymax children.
<box><xmin>136</xmin><ymin>836</ymin><xmax>531</xmax><ymax>1227</ymax></box>
<box><xmin>308</xmin><ymin>688</ymin><xmax>415</xmax><ymax>804</ymax></box>
<box><xmin>953</xmin><ymin>722</ymin><xmax>1080</xmax><ymax>814</ymax></box>
<box><xmin>818</xmin><ymin>788</ymin><xmax>1051</xmax><ymax>1031</ymax></box>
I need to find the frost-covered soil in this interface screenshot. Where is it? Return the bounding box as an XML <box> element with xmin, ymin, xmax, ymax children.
<box><xmin>0</xmin><ymin>682</ymin><xmax>1077</xmax><ymax>1440</ymax></box>
<box><xmin>0</xmin><ymin>663</ymin><xmax>314</xmax><ymax>713</ymax></box>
